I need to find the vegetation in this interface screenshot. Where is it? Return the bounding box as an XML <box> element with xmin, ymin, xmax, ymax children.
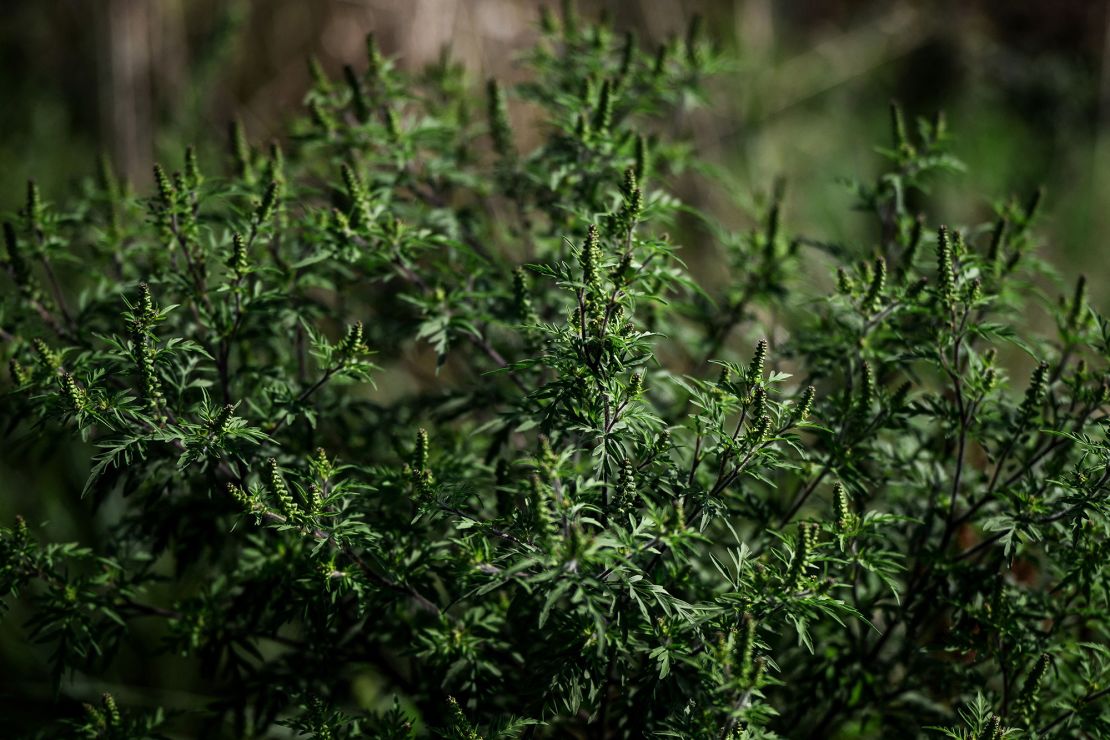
<box><xmin>2</xmin><ymin>7</ymin><xmax>1108</xmax><ymax>738</ymax></box>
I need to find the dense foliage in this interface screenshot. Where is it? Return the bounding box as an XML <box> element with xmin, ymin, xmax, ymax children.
<box><xmin>2</xmin><ymin>7</ymin><xmax>1109</xmax><ymax>738</ymax></box>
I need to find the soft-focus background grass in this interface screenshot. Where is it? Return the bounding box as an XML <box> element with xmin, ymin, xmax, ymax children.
<box><xmin>2</xmin><ymin>0</ymin><xmax>1108</xmax><ymax>729</ymax></box>
<box><xmin>4</xmin><ymin>0</ymin><xmax>1109</xmax><ymax>275</ymax></box>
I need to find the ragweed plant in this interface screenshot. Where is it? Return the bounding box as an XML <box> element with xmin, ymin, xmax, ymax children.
<box><xmin>2</xmin><ymin>6</ymin><xmax>1109</xmax><ymax>739</ymax></box>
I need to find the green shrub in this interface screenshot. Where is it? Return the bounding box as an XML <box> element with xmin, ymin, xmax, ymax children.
<box><xmin>2</xmin><ymin>7</ymin><xmax>1109</xmax><ymax>739</ymax></box>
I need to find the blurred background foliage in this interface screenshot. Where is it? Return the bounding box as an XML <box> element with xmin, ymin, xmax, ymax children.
<box><xmin>3</xmin><ymin>0</ymin><xmax>1109</xmax><ymax>277</ymax></box>
<box><xmin>1</xmin><ymin>0</ymin><xmax>1108</xmax><ymax>729</ymax></box>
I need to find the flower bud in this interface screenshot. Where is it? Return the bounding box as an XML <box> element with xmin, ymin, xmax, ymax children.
<box><xmin>133</xmin><ymin>333</ymin><xmax>163</xmax><ymax>411</ymax></box>
<box><xmin>229</xmin><ymin>118</ymin><xmax>253</xmax><ymax>181</ymax></box>
<box><xmin>3</xmin><ymin>222</ymin><xmax>24</xmax><ymax>276</ymax></box>
<box><xmin>592</xmin><ymin>79</ymin><xmax>613</xmax><ymax>133</ymax></box>
<box><xmin>9</xmin><ymin>358</ymin><xmax>30</xmax><ymax>386</ymax></box>
<box><xmin>978</xmin><ymin>715</ymin><xmax>1002</xmax><ymax>740</ymax></box>
<box><xmin>864</xmin><ymin>256</ymin><xmax>885</xmax><ymax>313</ymax></box>
<box><xmin>964</xmin><ymin>277</ymin><xmax>981</xmax><ymax>305</ymax></box>
<box><xmin>889</xmin><ymin>100</ymin><xmax>913</xmax><ymax>157</ymax></box>
<box><xmin>513</xmin><ymin>267</ymin><xmax>534</xmax><ymax>321</ymax></box>
<box><xmin>309</xmin><ymin>100</ymin><xmax>336</xmax><ymax>135</ymax></box>
<box><xmin>267</xmin><ymin>458</ymin><xmax>297</xmax><ymax>518</ymax></box>
<box><xmin>540</xmin><ymin>5</ymin><xmax>558</xmax><ymax>35</ymax></box>
<box><xmin>735</xmin><ymin>613</ymin><xmax>757</xmax><ymax>683</ymax></box>
<box><xmin>307</xmin><ymin>56</ymin><xmax>330</xmax><ymax>92</ymax></box>
<box><xmin>268</xmin><ymin>142</ymin><xmax>286</xmax><ymax>196</ymax></box>
<box><xmin>628</xmin><ymin>372</ymin><xmax>644</xmax><ymax>398</ymax></box>
<box><xmin>653</xmin><ymin>41</ymin><xmax>671</xmax><ymax>77</ymax></box>
<box><xmin>487</xmin><ymin>79</ymin><xmax>513</xmax><ymax>158</ymax></box>
<box><xmin>833</xmin><ymin>482</ymin><xmax>852</xmax><ymax>532</ymax></box>
<box><xmin>750</xmin><ymin>656</ymin><xmax>767</xmax><ymax>687</ymax></box>
<box><xmin>229</xmin><ymin>233</ymin><xmax>248</xmax><ymax>276</ymax></box>
<box><xmin>13</xmin><ymin>514</ymin><xmax>29</xmax><ymax>546</ymax></box>
<box><xmin>836</xmin><ymin>266</ymin><xmax>855</xmax><ymax>295</ymax></box>
<box><xmin>616</xmin><ymin>457</ymin><xmax>636</xmax><ymax>511</ymax></box>
<box><xmin>227</xmin><ymin>482</ymin><xmax>253</xmax><ymax>511</ymax></box>
<box><xmin>365</xmin><ymin>33</ymin><xmax>384</xmax><ymax>82</ymax></box>
<box><xmin>384</xmin><ymin>106</ymin><xmax>401</xmax><ymax>141</ymax></box>
<box><xmin>211</xmin><ymin>404</ymin><xmax>234</xmax><ymax>435</ymax></box>
<box><xmin>184</xmin><ymin>145</ymin><xmax>203</xmax><ymax>191</ymax></box>
<box><xmin>82</xmin><ymin>703</ymin><xmax>106</xmax><ymax>731</ymax></box>
<box><xmin>906</xmin><ymin>276</ymin><xmax>929</xmax><ymax>300</ymax></box>
<box><xmin>858</xmin><ymin>362</ymin><xmax>874</xmax><ymax>417</ymax></box>
<box><xmin>255</xmin><ymin>181</ymin><xmax>279</xmax><ymax>225</ymax></box>
<box><xmin>794</xmin><ymin>385</ymin><xmax>816</xmax><ymax>423</ymax></box>
<box><xmin>1018</xmin><ymin>361</ymin><xmax>1050</xmax><ymax>423</ymax></box>
<box><xmin>153</xmin><ymin>164</ymin><xmax>175</xmax><ymax>209</ymax></box>
<box><xmin>580</xmin><ymin>224</ymin><xmax>603</xmax><ymax>291</ymax></box>
<box><xmin>529</xmin><ymin>474</ymin><xmax>553</xmax><ymax>542</ymax></box>
<box><xmin>32</xmin><ymin>338</ymin><xmax>61</xmax><ymax>371</ymax></box>
<box><xmin>60</xmin><ymin>372</ymin><xmax>86</xmax><ymax>412</ymax></box>
<box><xmin>749</xmin><ymin>414</ymin><xmax>771</xmax><ymax>443</ymax></box>
<box><xmin>785</xmin><ymin>522</ymin><xmax>818</xmax><ymax>589</ymax></box>
<box><xmin>748</xmin><ymin>338</ymin><xmax>768</xmax><ymax>384</ymax></box>
<box><xmin>338</xmin><ymin>321</ymin><xmax>368</xmax><ymax>360</ymax></box>
<box><xmin>750</xmin><ymin>386</ymin><xmax>767</xmax><ymax>420</ymax></box>
<box><xmin>716</xmin><ymin>364</ymin><xmax>731</xmax><ymax>388</ymax></box>
<box><xmin>1020</xmin><ymin>652</ymin><xmax>1051</xmax><ymax>700</ymax></box>
<box><xmin>341</xmin><ymin>163</ymin><xmax>372</xmax><ymax>228</ymax></box>
<box><xmin>1067</xmin><ymin>274</ymin><xmax>1088</xmax><ymax>331</ymax></box>
<box><xmin>413</xmin><ymin>428</ymin><xmax>429</xmax><ymax>472</ymax></box>
<box><xmin>102</xmin><ymin>693</ymin><xmax>121</xmax><ymax>726</ymax></box>
<box><xmin>343</xmin><ymin>64</ymin><xmax>370</xmax><ymax>123</ymax></box>
<box><xmin>24</xmin><ymin>180</ymin><xmax>43</xmax><ymax>237</ymax></box>
<box><xmin>936</xmin><ymin>226</ymin><xmax>956</xmax><ymax>313</ymax></box>
<box><xmin>621</xmin><ymin>168</ymin><xmax>643</xmax><ymax>226</ymax></box>
<box><xmin>308</xmin><ymin>483</ymin><xmax>323</xmax><ymax>514</ymax></box>
<box><xmin>890</xmin><ymin>380</ymin><xmax>912</xmax><ymax>410</ymax></box>
<box><xmin>136</xmin><ymin>282</ymin><xmax>155</xmax><ymax>327</ymax></box>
